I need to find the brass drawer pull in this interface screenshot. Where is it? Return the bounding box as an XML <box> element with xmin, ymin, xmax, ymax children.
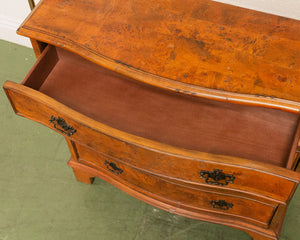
<box><xmin>200</xmin><ymin>169</ymin><xmax>235</xmax><ymax>186</ymax></box>
<box><xmin>49</xmin><ymin>116</ymin><xmax>76</xmax><ymax>136</ymax></box>
<box><xmin>210</xmin><ymin>200</ymin><xmax>233</xmax><ymax>210</ymax></box>
<box><xmin>104</xmin><ymin>160</ymin><xmax>123</xmax><ymax>175</ymax></box>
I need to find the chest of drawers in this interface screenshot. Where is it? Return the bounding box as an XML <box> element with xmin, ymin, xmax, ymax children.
<box><xmin>3</xmin><ymin>0</ymin><xmax>300</xmax><ymax>239</ymax></box>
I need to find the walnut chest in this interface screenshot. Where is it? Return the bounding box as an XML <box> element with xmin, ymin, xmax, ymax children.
<box><xmin>3</xmin><ymin>0</ymin><xmax>300</xmax><ymax>239</ymax></box>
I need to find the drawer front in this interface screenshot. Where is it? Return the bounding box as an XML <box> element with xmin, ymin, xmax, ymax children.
<box><xmin>5</xmin><ymin>87</ymin><xmax>79</xmax><ymax>137</ymax></box>
<box><xmin>75</xmin><ymin>143</ymin><xmax>276</xmax><ymax>228</ymax></box>
<box><xmin>4</xmin><ymin>82</ymin><xmax>297</xmax><ymax>203</ymax></box>
<box><xmin>69</xmin><ymin>128</ymin><xmax>295</xmax><ymax>203</ymax></box>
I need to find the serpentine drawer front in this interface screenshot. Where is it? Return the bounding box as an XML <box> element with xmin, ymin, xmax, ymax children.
<box><xmin>4</xmin><ymin>0</ymin><xmax>300</xmax><ymax>239</ymax></box>
<box><xmin>74</xmin><ymin>142</ymin><xmax>277</xmax><ymax>228</ymax></box>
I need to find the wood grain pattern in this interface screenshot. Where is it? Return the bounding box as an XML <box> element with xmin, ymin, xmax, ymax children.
<box><xmin>17</xmin><ymin>0</ymin><xmax>300</xmax><ymax>105</ymax></box>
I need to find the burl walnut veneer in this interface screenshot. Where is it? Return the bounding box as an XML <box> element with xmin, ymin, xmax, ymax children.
<box><xmin>3</xmin><ymin>0</ymin><xmax>300</xmax><ymax>239</ymax></box>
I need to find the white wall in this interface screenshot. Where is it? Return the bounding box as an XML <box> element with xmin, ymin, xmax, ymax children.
<box><xmin>0</xmin><ymin>0</ymin><xmax>299</xmax><ymax>48</ymax></box>
<box><xmin>0</xmin><ymin>0</ymin><xmax>40</xmax><ymax>47</ymax></box>
<box><xmin>214</xmin><ymin>0</ymin><xmax>300</xmax><ymax>20</ymax></box>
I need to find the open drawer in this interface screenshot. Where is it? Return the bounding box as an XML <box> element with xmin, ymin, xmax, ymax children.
<box><xmin>3</xmin><ymin>45</ymin><xmax>300</xmax><ymax>202</ymax></box>
<box><xmin>4</xmin><ymin>45</ymin><xmax>300</xmax><ymax>166</ymax></box>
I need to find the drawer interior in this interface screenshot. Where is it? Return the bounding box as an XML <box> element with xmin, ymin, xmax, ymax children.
<box><xmin>22</xmin><ymin>45</ymin><xmax>299</xmax><ymax>167</ymax></box>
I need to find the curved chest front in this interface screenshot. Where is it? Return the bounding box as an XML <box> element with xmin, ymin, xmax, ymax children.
<box><xmin>3</xmin><ymin>0</ymin><xmax>300</xmax><ymax>239</ymax></box>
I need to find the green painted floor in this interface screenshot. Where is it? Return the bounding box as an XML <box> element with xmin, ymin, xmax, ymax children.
<box><xmin>0</xmin><ymin>39</ymin><xmax>300</xmax><ymax>240</ymax></box>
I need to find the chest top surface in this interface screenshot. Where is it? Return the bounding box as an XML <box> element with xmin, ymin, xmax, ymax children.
<box><xmin>18</xmin><ymin>0</ymin><xmax>300</xmax><ymax>105</ymax></box>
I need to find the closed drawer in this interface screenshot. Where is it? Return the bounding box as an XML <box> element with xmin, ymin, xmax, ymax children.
<box><xmin>70</xmin><ymin>136</ymin><xmax>296</xmax><ymax>204</ymax></box>
<box><xmin>3</xmin><ymin>45</ymin><xmax>299</xmax><ymax>203</ymax></box>
<box><xmin>74</xmin><ymin>142</ymin><xmax>277</xmax><ymax>228</ymax></box>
